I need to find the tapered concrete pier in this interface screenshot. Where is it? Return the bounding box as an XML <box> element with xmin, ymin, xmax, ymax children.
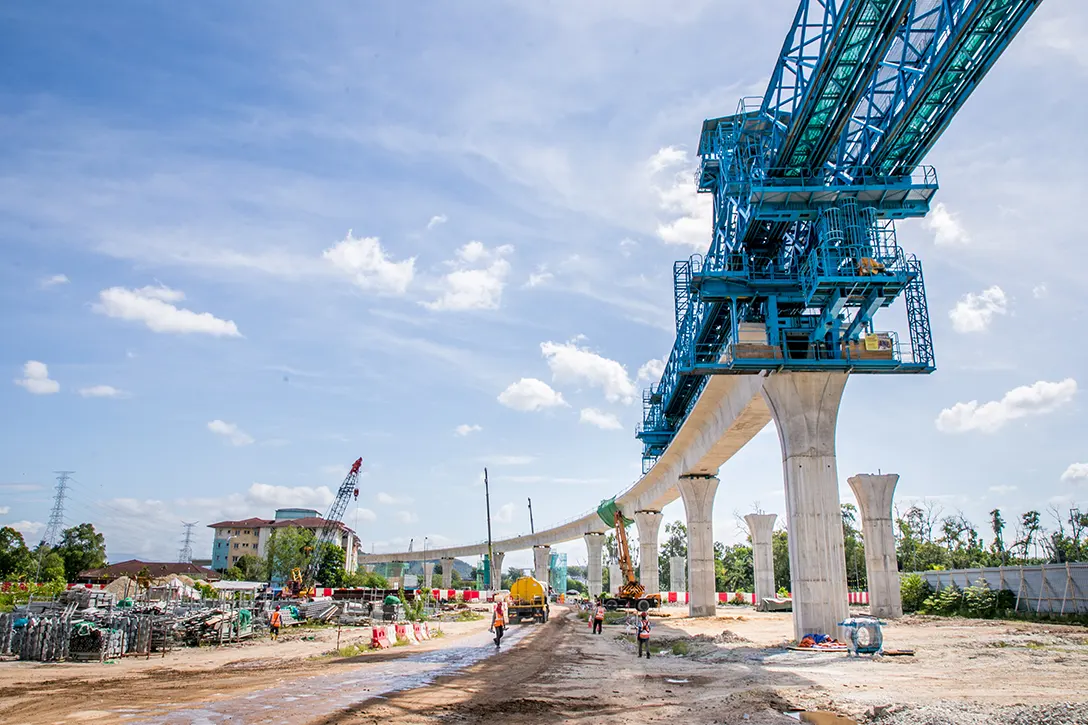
<box><xmin>634</xmin><ymin>510</ymin><xmax>663</xmax><ymax>594</ymax></box>
<box><xmin>533</xmin><ymin>545</ymin><xmax>551</xmax><ymax>585</ymax></box>
<box><xmin>422</xmin><ymin>561</ymin><xmax>434</xmax><ymax>589</ymax></box>
<box><xmin>678</xmin><ymin>474</ymin><xmax>720</xmax><ymax>617</ymax></box>
<box><xmin>608</xmin><ymin>563</ymin><xmax>621</xmax><ymax>594</ymax></box>
<box><xmin>585</xmin><ymin>532</ymin><xmax>604</xmax><ymax>599</ymax></box>
<box><xmin>489</xmin><ymin>552</ymin><xmax>505</xmax><ymax>591</ymax></box>
<box><xmin>440</xmin><ymin>557</ymin><xmax>454</xmax><ymax>589</ymax></box>
<box><xmin>762</xmin><ymin>372</ymin><xmax>850</xmax><ymax>640</ymax></box>
<box><xmin>744</xmin><ymin>513</ymin><xmax>777</xmax><ymax>610</ymax></box>
<box><xmin>847</xmin><ymin>473</ymin><xmax>903</xmax><ymax>618</ymax></box>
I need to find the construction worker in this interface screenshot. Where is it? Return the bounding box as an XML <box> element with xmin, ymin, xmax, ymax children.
<box><xmin>269</xmin><ymin>605</ymin><xmax>283</xmax><ymax>641</ymax></box>
<box><xmin>489</xmin><ymin>600</ymin><xmax>506</xmax><ymax>648</ymax></box>
<box><xmin>592</xmin><ymin>599</ymin><xmax>605</xmax><ymax>635</ymax></box>
<box><xmin>636</xmin><ymin>611</ymin><xmax>651</xmax><ymax>658</ymax></box>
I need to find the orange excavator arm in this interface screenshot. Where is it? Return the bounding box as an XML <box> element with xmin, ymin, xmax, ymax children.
<box><xmin>614</xmin><ymin>511</ymin><xmax>638</xmax><ymax>586</ymax></box>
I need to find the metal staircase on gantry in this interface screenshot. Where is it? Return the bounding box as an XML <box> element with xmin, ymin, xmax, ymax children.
<box><xmin>637</xmin><ymin>0</ymin><xmax>1044</xmax><ymax>472</ymax></box>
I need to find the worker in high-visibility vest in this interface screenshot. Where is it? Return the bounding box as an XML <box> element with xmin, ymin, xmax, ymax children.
<box><xmin>269</xmin><ymin>605</ymin><xmax>283</xmax><ymax>641</ymax></box>
<box><xmin>592</xmin><ymin>600</ymin><xmax>605</xmax><ymax>635</ymax></box>
<box><xmin>489</xmin><ymin>600</ymin><xmax>506</xmax><ymax>648</ymax></box>
<box><xmin>636</xmin><ymin>611</ymin><xmax>652</xmax><ymax>658</ymax></box>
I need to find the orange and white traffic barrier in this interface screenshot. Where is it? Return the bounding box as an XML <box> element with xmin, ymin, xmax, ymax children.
<box><xmin>370</xmin><ymin>626</ymin><xmax>391</xmax><ymax>649</ymax></box>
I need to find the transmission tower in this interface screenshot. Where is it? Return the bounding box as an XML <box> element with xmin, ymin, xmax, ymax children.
<box><xmin>177</xmin><ymin>521</ymin><xmax>197</xmax><ymax>563</ymax></box>
<box><xmin>40</xmin><ymin>471</ymin><xmax>73</xmax><ymax>548</ymax></box>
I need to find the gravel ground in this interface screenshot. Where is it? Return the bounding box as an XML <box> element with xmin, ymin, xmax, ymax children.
<box><xmin>868</xmin><ymin>702</ymin><xmax>1088</xmax><ymax>725</ymax></box>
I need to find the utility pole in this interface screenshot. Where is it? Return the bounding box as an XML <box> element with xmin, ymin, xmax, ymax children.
<box><xmin>484</xmin><ymin>468</ymin><xmax>494</xmax><ymax>588</ymax></box>
<box><xmin>178</xmin><ymin>522</ymin><xmax>197</xmax><ymax>563</ymax></box>
<box><xmin>528</xmin><ymin>497</ymin><xmax>535</xmax><ymax>534</ymax></box>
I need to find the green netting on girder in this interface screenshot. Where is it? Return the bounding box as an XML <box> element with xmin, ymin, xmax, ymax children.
<box><xmin>596</xmin><ymin>498</ymin><xmax>632</xmax><ymax>528</ymax></box>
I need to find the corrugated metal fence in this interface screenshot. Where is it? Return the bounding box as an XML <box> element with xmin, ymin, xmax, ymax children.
<box><xmin>916</xmin><ymin>563</ymin><xmax>1088</xmax><ymax>615</ymax></box>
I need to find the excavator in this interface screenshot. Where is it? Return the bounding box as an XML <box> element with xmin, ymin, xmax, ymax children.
<box><xmin>597</xmin><ymin>498</ymin><xmax>660</xmax><ymax>612</ymax></box>
<box><xmin>284</xmin><ymin>457</ymin><xmax>363</xmax><ymax>599</ymax></box>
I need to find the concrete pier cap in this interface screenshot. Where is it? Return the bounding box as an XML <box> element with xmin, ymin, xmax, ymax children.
<box><xmin>532</xmin><ymin>545</ymin><xmax>551</xmax><ymax>585</ymax></box>
<box><xmin>762</xmin><ymin>371</ymin><xmax>850</xmax><ymax>641</ymax></box>
<box><xmin>584</xmin><ymin>532</ymin><xmax>605</xmax><ymax>599</ymax></box>
<box><xmin>677</xmin><ymin>474</ymin><xmax>720</xmax><ymax>617</ymax></box>
<box><xmin>744</xmin><ymin>513</ymin><xmax>777</xmax><ymax>610</ymax></box>
<box><xmin>847</xmin><ymin>473</ymin><xmax>903</xmax><ymax>618</ymax></box>
<box><xmin>634</xmin><ymin>510</ymin><xmax>663</xmax><ymax>594</ymax></box>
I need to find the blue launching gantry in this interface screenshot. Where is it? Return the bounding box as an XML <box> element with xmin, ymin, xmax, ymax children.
<box><xmin>638</xmin><ymin>0</ymin><xmax>1044</xmax><ymax>471</ymax></box>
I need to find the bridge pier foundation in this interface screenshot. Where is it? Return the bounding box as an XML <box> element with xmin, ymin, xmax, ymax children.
<box><xmin>634</xmin><ymin>510</ymin><xmax>663</xmax><ymax>594</ymax></box>
<box><xmin>533</xmin><ymin>545</ymin><xmax>551</xmax><ymax>585</ymax></box>
<box><xmin>744</xmin><ymin>513</ymin><xmax>777</xmax><ymax>610</ymax></box>
<box><xmin>847</xmin><ymin>473</ymin><xmax>903</xmax><ymax>618</ymax></box>
<box><xmin>440</xmin><ymin>557</ymin><xmax>454</xmax><ymax>589</ymax></box>
<box><xmin>762</xmin><ymin>372</ymin><xmax>850</xmax><ymax>641</ymax></box>
<box><xmin>489</xmin><ymin>552</ymin><xmax>505</xmax><ymax>591</ymax></box>
<box><xmin>678</xmin><ymin>474</ymin><xmax>720</xmax><ymax>617</ymax></box>
<box><xmin>422</xmin><ymin>561</ymin><xmax>435</xmax><ymax>590</ymax></box>
<box><xmin>584</xmin><ymin>532</ymin><xmax>604</xmax><ymax>599</ymax></box>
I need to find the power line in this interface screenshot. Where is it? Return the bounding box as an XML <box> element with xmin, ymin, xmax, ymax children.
<box><xmin>178</xmin><ymin>522</ymin><xmax>198</xmax><ymax>563</ymax></box>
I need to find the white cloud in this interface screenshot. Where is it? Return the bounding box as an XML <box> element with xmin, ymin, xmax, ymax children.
<box><xmin>427</xmin><ymin>214</ymin><xmax>448</xmax><ymax>230</ymax></box>
<box><xmin>935</xmin><ymin>378</ymin><xmax>1077</xmax><ymax>434</ymax></box>
<box><xmin>540</xmin><ymin>340</ymin><xmax>637</xmax><ymax>404</ymax></box>
<box><xmin>488</xmin><ymin>455</ymin><xmax>536</xmax><ymax>465</ymax></box>
<box><xmin>207</xmin><ymin>419</ymin><xmax>255</xmax><ymax>446</ymax></box>
<box><xmin>93</xmin><ymin>285</ymin><xmax>241</xmax><ymax>337</ymax></box>
<box><xmin>648</xmin><ymin>146</ymin><xmax>711</xmax><ymax>250</ymax></box>
<box><xmin>455</xmin><ymin>423</ymin><xmax>483</xmax><ymax>436</ymax></box>
<box><xmin>949</xmin><ymin>286</ymin><xmax>1008</xmax><ymax>333</ymax></box>
<box><xmin>526</xmin><ymin>266</ymin><xmax>554</xmax><ymax>287</ymax></box>
<box><xmin>988</xmin><ymin>485</ymin><xmax>1018</xmax><ymax>494</ymax></box>
<box><xmin>497</xmin><ymin>378</ymin><xmax>568</xmax><ymax>411</ymax></box>
<box><xmin>922</xmin><ymin>202</ymin><xmax>970</xmax><ymax>246</ymax></box>
<box><xmin>40</xmin><ymin>273</ymin><xmax>69</xmax><ymax>288</ymax></box>
<box><xmin>78</xmin><ymin>385</ymin><xmax>128</xmax><ymax>398</ymax></box>
<box><xmin>424</xmin><ymin>241</ymin><xmax>513</xmax><ymax>311</ymax></box>
<box><xmin>637</xmin><ymin>357</ymin><xmax>666</xmax><ymax>383</ymax></box>
<box><xmin>0</xmin><ymin>506</ymin><xmax>9</xmax><ymax>515</ymax></box>
<box><xmin>14</xmin><ymin>360</ymin><xmax>60</xmax><ymax>395</ymax></box>
<box><xmin>355</xmin><ymin>508</ymin><xmax>377</xmax><ymax>522</ymax></box>
<box><xmin>1033</xmin><ymin>284</ymin><xmax>1048</xmax><ymax>299</ymax></box>
<box><xmin>247</xmin><ymin>482</ymin><xmax>333</xmax><ymax>509</ymax></box>
<box><xmin>396</xmin><ymin>510</ymin><xmax>418</xmax><ymax>524</ymax></box>
<box><xmin>579</xmin><ymin>408</ymin><xmax>623</xmax><ymax>430</ymax></box>
<box><xmin>494</xmin><ymin>502</ymin><xmax>516</xmax><ymax>524</ymax></box>
<box><xmin>323</xmin><ymin>230</ymin><xmax>415</xmax><ymax>295</ymax></box>
<box><xmin>1060</xmin><ymin>463</ymin><xmax>1088</xmax><ymax>485</ymax></box>
<box><xmin>10</xmin><ymin>521</ymin><xmax>44</xmax><ymax>540</ymax></box>
<box><xmin>377</xmin><ymin>491</ymin><xmax>413</xmax><ymax>505</ymax></box>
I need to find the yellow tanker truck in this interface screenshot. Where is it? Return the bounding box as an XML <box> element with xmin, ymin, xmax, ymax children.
<box><xmin>507</xmin><ymin>576</ymin><xmax>550</xmax><ymax>623</ymax></box>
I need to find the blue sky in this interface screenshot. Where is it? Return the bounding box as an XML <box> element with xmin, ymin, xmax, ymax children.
<box><xmin>2</xmin><ymin>0</ymin><xmax>1086</xmax><ymax>571</ymax></box>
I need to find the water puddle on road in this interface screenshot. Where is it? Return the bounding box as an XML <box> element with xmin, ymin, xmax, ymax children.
<box><xmin>119</xmin><ymin>626</ymin><xmax>532</xmax><ymax>724</ymax></box>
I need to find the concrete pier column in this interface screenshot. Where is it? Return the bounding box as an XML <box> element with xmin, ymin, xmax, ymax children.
<box><xmin>762</xmin><ymin>372</ymin><xmax>850</xmax><ymax>641</ymax></box>
<box><xmin>533</xmin><ymin>545</ymin><xmax>551</xmax><ymax>585</ymax></box>
<box><xmin>608</xmin><ymin>564</ymin><xmax>621</xmax><ymax>594</ymax></box>
<box><xmin>422</xmin><ymin>561</ymin><xmax>435</xmax><ymax>590</ymax></box>
<box><xmin>440</xmin><ymin>557</ymin><xmax>454</xmax><ymax>589</ymax></box>
<box><xmin>744</xmin><ymin>513</ymin><xmax>777</xmax><ymax>610</ymax></box>
<box><xmin>489</xmin><ymin>552</ymin><xmax>505</xmax><ymax>591</ymax></box>
<box><xmin>677</xmin><ymin>475</ymin><xmax>720</xmax><ymax>617</ymax></box>
<box><xmin>669</xmin><ymin>556</ymin><xmax>686</xmax><ymax>593</ymax></box>
<box><xmin>847</xmin><ymin>473</ymin><xmax>903</xmax><ymax>618</ymax></box>
<box><xmin>584</xmin><ymin>532</ymin><xmax>605</xmax><ymax>599</ymax></box>
<box><xmin>634</xmin><ymin>510</ymin><xmax>663</xmax><ymax>594</ymax></box>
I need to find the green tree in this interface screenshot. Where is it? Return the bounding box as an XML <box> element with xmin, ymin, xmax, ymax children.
<box><xmin>990</xmin><ymin>509</ymin><xmax>1006</xmax><ymax>564</ymax></box>
<box><xmin>772</xmin><ymin>529</ymin><xmax>790</xmax><ymax>593</ymax></box>
<box><xmin>41</xmin><ymin>551</ymin><xmax>66</xmax><ymax>583</ymax></box>
<box><xmin>566</xmin><ymin>577</ymin><xmax>587</xmax><ymax>594</ymax></box>
<box><xmin>56</xmin><ymin>523</ymin><xmax>107</xmax><ymax>581</ymax></box>
<box><xmin>716</xmin><ymin>542</ymin><xmax>754</xmax><ymax>591</ymax></box>
<box><xmin>317</xmin><ymin>543</ymin><xmax>346</xmax><ymax>587</ymax></box>
<box><xmin>0</xmin><ymin>527</ymin><xmax>32</xmax><ymax>580</ymax></box>
<box><xmin>233</xmin><ymin>554</ymin><xmax>267</xmax><ymax>581</ymax></box>
<box><xmin>842</xmin><ymin>503</ymin><xmax>867</xmax><ymax>589</ymax></box>
<box><xmin>265</xmin><ymin>526</ymin><xmax>316</xmax><ymax>580</ymax></box>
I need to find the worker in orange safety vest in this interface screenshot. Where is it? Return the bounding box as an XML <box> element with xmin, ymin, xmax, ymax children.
<box><xmin>592</xmin><ymin>600</ymin><xmax>605</xmax><ymax>635</ymax></box>
<box><xmin>636</xmin><ymin>611</ymin><xmax>652</xmax><ymax>658</ymax></box>
<box><xmin>489</xmin><ymin>600</ymin><xmax>506</xmax><ymax>648</ymax></box>
<box><xmin>270</xmin><ymin>605</ymin><xmax>283</xmax><ymax>641</ymax></box>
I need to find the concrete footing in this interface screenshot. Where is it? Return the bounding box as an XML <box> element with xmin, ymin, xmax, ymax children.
<box><xmin>422</xmin><ymin>561</ymin><xmax>434</xmax><ymax>590</ymax></box>
<box><xmin>533</xmin><ymin>545</ymin><xmax>551</xmax><ymax>585</ymax></box>
<box><xmin>585</xmin><ymin>532</ymin><xmax>604</xmax><ymax>599</ymax></box>
<box><xmin>763</xmin><ymin>372</ymin><xmax>850</xmax><ymax>640</ymax></box>
<box><xmin>669</xmin><ymin>556</ymin><xmax>686</xmax><ymax>593</ymax></box>
<box><xmin>678</xmin><ymin>474</ymin><xmax>720</xmax><ymax>617</ymax></box>
<box><xmin>634</xmin><ymin>510</ymin><xmax>663</xmax><ymax>594</ymax></box>
<box><xmin>489</xmin><ymin>552</ymin><xmax>505</xmax><ymax>591</ymax></box>
<box><xmin>440</xmin><ymin>557</ymin><xmax>454</xmax><ymax>589</ymax></box>
<box><xmin>745</xmin><ymin>513</ymin><xmax>777</xmax><ymax>610</ymax></box>
<box><xmin>848</xmin><ymin>473</ymin><xmax>903</xmax><ymax>618</ymax></box>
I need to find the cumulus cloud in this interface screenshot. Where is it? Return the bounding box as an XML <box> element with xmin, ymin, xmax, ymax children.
<box><xmin>455</xmin><ymin>423</ymin><xmax>482</xmax><ymax>436</ymax></box>
<box><xmin>494</xmin><ymin>502</ymin><xmax>516</xmax><ymax>524</ymax></box>
<box><xmin>10</xmin><ymin>521</ymin><xmax>44</xmax><ymax>539</ymax></box>
<box><xmin>207</xmin><ymin>419</ymin><xmax>255</xmax><ymax>446</ymax></box>
<box><xmin>40</xmin><ymin>273</ymin><xmax>69</xmax><ymax>288</ymax></box>
<box><xmin>526</xmin><ymin>266</ymin><xmax>553</xmax><ymax>287</ymax></box>
<box><xmin>377</xmin><ymin>492</ymin><xmax>413</xmax><ymax>505</ymax></box>
<box><xmin>0</xmin><ymin>506</ymin><xmax>9</xmax><ymax>515</ymax></box>
<box><xmin>1061</xmin><ymin>463</ymin><xmax>1088</xmax><ymax>485</ymax></box>
<box><xmin>497</xmin><ymin>378</ymin><xmax>567</xmax><ymax>411</ymax></box>
<box><xmin>78</xmin><ymin>385</ymin><xmax>128</xmax><ymax>398</ymax></box>
<box><xmin>935</xmin><ymin>378</ymin><xmax>1077</xmax><ymax>433</ymax></box>
<box><xmin>427</xmin><ymin>214</ymin><xmax>448</xmax><ymax>230</ymax></box>
<box><xmin>487</xmin><ymin>455</ymin><xmax>536</xmax><ymax>465</ymax></box>
<box><xmin>541</xmin><ymin>340</ymin><xmax>636</xmax><ymax>404</ymax></box>
<box><xmin>93</xmin><ymin>285</ymin><xmax>241</xmax><ymax>337</ymax></box>
<box><xmin>648</xmin><ymin>146</ymin><xmax>711</xmax><ymax>250</ymax></box>
<box><xmin>14</xmin><ymin>360</ymin><xmax>59</xmax><ymax>395</ymax></box>
<box><xmin>637</xmin><ymin>357</ymin><xmax>666</xmax><ymax>383</ymax></box>
<box><xmin>922</xmin><ymin>202</ymin><xmax>970</xmax><ymax>246</ymax></box>
<box><xmin>1033</xmin><ymin>284</ymin><xmax>1048</xmax><ymax>299</ymax></box>
<box><xmin>579</xmin><ymin>408</ymin><xmax>623</xmax><ymax>430</ymax></box>
<box><xmin>424</xmin><ymin>241</ymin><xmax>513</xmax><ymax>311</ymax></box>
<box><xmin>949</xmin><ymin>286</ymin><xmax>1008</xmax><ymax>333</ymax></box>
<box><xmin>247</xmin><ymin>482</ymin><xmax>334</xmax><ymax>509</ymax></box>
<box><xmin>355</xmin><ymin>508</ymin><xmax>378</xmax><ymax>522</ymax></box>
<box><xmin>323</xmin><ymin>230</ymin><xmax>415</xmax><ymax>295</ymax></box>
<box><xmin>396</xmin><ymin>510</ymin><xmax>418</xmax><ymax>524</ymax></box>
